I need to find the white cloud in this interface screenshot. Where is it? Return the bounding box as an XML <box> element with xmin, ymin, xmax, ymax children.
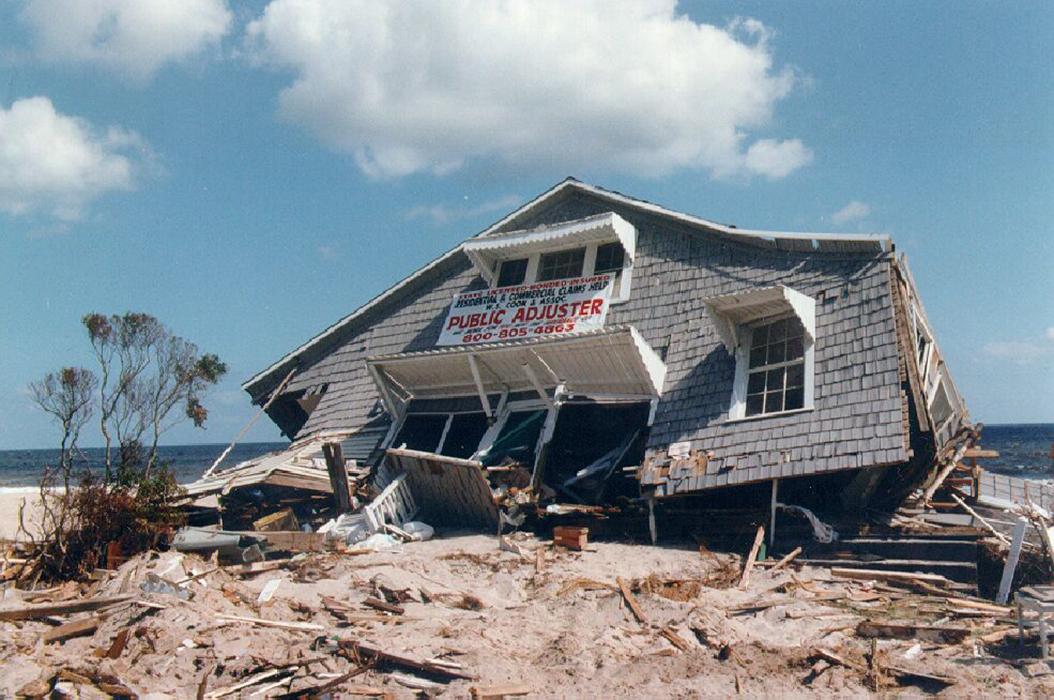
<box><xmin>404</xmin><ymin>195</ymin><xmax>523</xmax><ymax>226</ymax></box>
<box><xmin>21</xmin><ymin>0</ymin><xmax>232</xmax><ymax>81</ymax></box>
<box><xmin>983</xmin><ymin>334</ymin><xmax>1054</xmax><ymax>365</ymax></box>
<box><xmin>316</xmin><ymin>243</ymin><xmax>339</xmax><ymax>261</ymax></box>
<box><xmin>831</xmin><ymin>200</ymin><xmax>871</xmax><ymax>225</ymax></box>
<box><xmin>246</xmin><ymin>0</ymin><xmax>809</xmax><ymax>180</ymax></box>
<box><xmin>0</xmin><ymin>96</ymin><xmax>145</xmax><ymax>221</ymax></box>
<box><xmin>743</xmin><ymin>139</ymin><xmax>813</xmax><ymax>179</ymax></box>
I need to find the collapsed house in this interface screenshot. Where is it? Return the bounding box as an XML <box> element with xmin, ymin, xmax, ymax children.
<box><xmin>188</xmin><ymin>178</ymin><xmax>971</xmax><ymax>546</ymax></box>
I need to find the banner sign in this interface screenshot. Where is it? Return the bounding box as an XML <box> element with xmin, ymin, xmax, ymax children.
<box><xmin>437</xmin><ymin>273</ymin><xmax>613</xmax><ymax>346</ymax></box>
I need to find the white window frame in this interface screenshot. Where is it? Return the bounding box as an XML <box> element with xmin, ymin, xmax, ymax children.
<box><xmin>728</xmin><ymin>312</ymin><xmax>815</xmax><ymax>422</ymax></box>
<box><xmin>471</xmin><ymin>398</ymin><xmax>555</xmax><ymax>468</ymax></box>
<box><xmin>491</xmin><ymin>241</ymin><xmax>634</xmax><ymax>304</ymax></box>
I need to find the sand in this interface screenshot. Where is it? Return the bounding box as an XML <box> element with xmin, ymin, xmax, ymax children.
<box><xmin>2</xmin><ymin>531</ymin><xmax>1049</xmax><ymax>697</ymax></box>
<box><xmin>0</xmin><ymin>489</ymin><xmax>45</xmax><ymax>542</ymax></box>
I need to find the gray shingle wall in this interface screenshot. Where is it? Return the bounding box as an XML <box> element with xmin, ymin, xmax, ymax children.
<box><xmin>260</xmin><ymin>188</ymin><xmax>908</xmax><ymax>493</ymax></box>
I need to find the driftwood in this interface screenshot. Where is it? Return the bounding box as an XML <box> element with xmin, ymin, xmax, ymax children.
<box><xmin>364</xmin><ymin>597</ymin><xmax>405</xmax><ymax>615</ymax></box>
<box><xmin>830</xmin><ymin>568</ymin><xmax>950</xmax><ymax>587</ymax></box>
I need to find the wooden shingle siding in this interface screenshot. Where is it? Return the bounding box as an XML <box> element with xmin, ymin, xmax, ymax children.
<box><xmin>250</xmin><ymin>186</ymin><xmax>910</xmax><ymax>495</ymax></box>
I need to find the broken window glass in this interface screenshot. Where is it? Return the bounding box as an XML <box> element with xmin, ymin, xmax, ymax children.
<box><xmin>440</xmin><ymin>412</ymin><xmax>490</xmax><ymax>459</ymax></box>
<box><xmin>392</xmin><ymin>414</ymin><xmax>448</xmax><ymax>453</ymax></box>
<box><xmin>478</xmin><ymin>409</ymin><xmax>546</xmax><ymax>468</ymax></box>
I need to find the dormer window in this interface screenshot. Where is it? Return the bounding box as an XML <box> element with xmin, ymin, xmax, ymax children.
<box><xmin>461</xmin><ymin>212</ymin><xmax>637</xmax><ymax>303</ymax></box>
<box><xmin>537</xmin><ymin>247</ymin><xmax>586</xmax><ymax>282</ymax></box>
<box><xmin>496</xmin><ymin>258</ymin><xmax>528</xmax><ymax>287</ymax></box>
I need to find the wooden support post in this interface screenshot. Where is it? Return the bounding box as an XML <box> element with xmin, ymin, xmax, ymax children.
<box><xmin>739</xmin><ymin>525</ymin><xmax>765</xmax><ymax>590</ymax></box>
<box><xmin>769</xmin><ymin>479</ymin><xmax>779</xmax><ymax>548</ymax></box>
<box><xmin>997</xmin><ymin>518</ymin><xmax>1028</xmax><ymax>605</ymax></box>
<box><xmin>321</xmin><ymin>442</ymin><xmax>353</xmax><ymax>513</ymax></box>
<box><xmin>648</xmin><ymin>496</ymin><xmax>657</xmax><ymax>545</ymax></box>
<box><xmin>467</xmin><ymin>355</ymin><xmax>492</xmax><ymax>419</ymax></box>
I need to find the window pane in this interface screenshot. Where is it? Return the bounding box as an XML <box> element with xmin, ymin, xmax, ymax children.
<box><xmin>785</xmin><ymin>362</ymin><xmax>804</xmax><ymax>388</ymax></box>
<box><xmin>786</xmin><ymin>336</ymin><xmax>804</xmax><ymax>361</ymax></box>
<box><xmin>479</xmin><ymin>410</ymin><xmax>546</xmax><ymax>467</ymax></box>
<box><xmin>749</xmin><ymin>345</ymin><xmax>767</xmax><ymax>368</ymax></box>
<box><xmin>765</xmin><ymin>367</ymin><xmax>785</xmax><ymax>392</ymax></box>
<box><xmin>765</xmin><ymin>391</ymin><xmax>783</xmax><ymax>413</ymax></box>
<box><xmin>746</xmin><ymin>394</ymin><xmax>764</xmax><ymax>417</ymax></box>
<box><xmin>785</xmin><ymin>316</ymin><xmax>804</xmax><ymax>339</ymax></box>
<box><xmin>752</xmin><ymin>324</ymin><xmax>769</xmax><ymax>346</ymax></box>
<box><xmin>769</xmin><ymin>319</ymin><xmax>787</xmax><ymax>342</ymax></box>
<box><xmin>440</xmin><ymin>413</ymin><xmax>490</xmax><ymax>459</ymax></box>
<box><xmin>785</xmin><ymin>388</ymin><xmax>804</xmax><ymax>411</ymax></box>
<box><xmin>393</xmin><ymin>414</ymin><xmax>448</xmax><ymax>453</ymax></box>
<box><xmin>537</xmin><ymin>248</ymin><xmax>585</xmax><ymax>282</ymax></box>
<box><xmin>594</xmin><ymin>242</ymin><xmax>625</xmax><ymax>274</ymax></box>
<box><xmin>747</xmin><ymin>371</ymin><xmax>766</xmax><ymax>394</ymax></box>
<box><xmin>496</xmin><ymin>258</ymin><xmax>528</xmax><ymax>287</ymax></box>
<box><xmin>767</xmin><ymin>341</ymin><xmax>786</xmax><ymax>364</ymax></box>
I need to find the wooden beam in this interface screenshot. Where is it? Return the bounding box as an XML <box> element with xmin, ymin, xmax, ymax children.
<box><xmin>0</xmin><ymin>594</ymin><xmax>132</xmax><ymax>621</ymax></box>
<box><xmin>322</xmin><ymin>442</ymin><xmax>354</xmax><ymax>513</ymax></box>
<box><xmin>739</xmin><ymin>525</ymin><xmax>765</xmax><ymax>589</ymax></box>
<box><xmin>466</xmin><ymin>355</ymin><xmax>492</xmax><ymax>419</ymax></box>
<box><xmin>997</xmin><ymin>518</ymin><xmax>1028</xmax><ymax>605</ymax></box>
<box><xmin>41</xmin><ymin>615</ymin><xmax>101</xmax><ymax>643</ymax></box>
<box><xmin>769</xmin><ymin>546</ymin><xmax>802</xmax><ymax>573</ymax></box>
<box><xmin>616</xmin><ymin>576</ymin><xmax>647</xmax><ymax>624</ymax></box>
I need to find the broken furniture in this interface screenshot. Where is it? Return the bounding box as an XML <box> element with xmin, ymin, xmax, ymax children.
<box><xmin>1016</xmin><ymin>586</ymin><xmax>1054</xmax><ymax>660</ymax></box>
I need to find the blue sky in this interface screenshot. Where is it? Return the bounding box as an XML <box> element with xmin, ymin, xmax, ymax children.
<box><xmin>1</xmin><ymin>0</ymin><xmax>1051</xmax><ymax>450</ymax></box>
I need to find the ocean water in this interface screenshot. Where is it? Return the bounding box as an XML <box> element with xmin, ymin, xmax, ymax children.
<box><xmin>0</xmin><ymin>442</ymin><xmax>288</xmax><ymax>490</ymax></box>
<box><xmin>0</xmin><ymin>423</ymin><xmax>1051</xmax><ymax>490</ymax></box>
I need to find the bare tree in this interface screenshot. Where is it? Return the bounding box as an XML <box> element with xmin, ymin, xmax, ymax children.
<box><xmin>83</xmin><ymin>313</ymin><xmax>160</xmax><ymax>481</ymax></box>
<box><xmin>83</xmin><ymin>312</ymin><xmax>227</xmax><ymax>480</ymax></box>
<box><xmin>27</xmin><ymin>367</ymin><xmax>97</xmax><ymax>552</ymax></box>
<box><xmin>29</xmin><ymin>367</ymin><xmax>97</xmax><ymax>480</ymax></box>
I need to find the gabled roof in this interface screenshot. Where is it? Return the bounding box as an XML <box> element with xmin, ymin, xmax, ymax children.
<box><xmin>243</xmin><ymin>178</ymin><xmax>893</xmax><ymax>396</ymax></box>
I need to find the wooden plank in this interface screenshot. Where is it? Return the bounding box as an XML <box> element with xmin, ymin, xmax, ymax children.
<box><xmin>339</xmin><ymin>640</ymin><xmax>476</xmax><ymax>681</ymax></box>
<box><xmin>41</xmin><ymin>615</ymin><xmax>100</xmax><ymax>643</ymax></box>
<box><xmin>253</xmin><ymin>507</ymin><xmax>298</xmax><ymax>532</ymax></box>
<box><xmin>856</xmin><ymin>621</ymin><xmax>970</xmax><ymax>644</ymax></box>
<box><xmin>950</xmin><ymin>493</ymin><xmax>1009</xmax><ymax>545</ymax></box>
<box><xmin>831</xmin><ymin>568</ymin><xmax>950</xmax><ymax>586</ymax></box>
<box><xmin>322</xmin><ymin>442</ymin><xmax>354</xmax><ymax>513</ymax></box>
<box><xmin>769</xmin><ymin>546</ymin><xmax>802</xmax><ymax>573</ymax></box>
<box><xmin>0</xmin><ymin>594</ymin><xmax>132</xmax><ymax>621</ymax></box>
<box><xmin>738</xmin><ymin>525</ymin><xmax>765</xmax><ymax>589</ymax></box>
<box><xmin>616</xmin><ymin>576</ymin><xmax>647</xmax><ymax>624</ymax></box>
<box><xmin>216</xmin><ymin>614</ymin><xmax>324</xmax><ymax>632</ymax></box>
<box><xmin>363</xmin><ymin>597</ymin><xmax>404</xmax><ymax>615</ymax></box>
<box><xmin>963</xmin><ymin>448</ymin><xmax>999</xmax><ymax>459</ymax></box>
<box><xmin>997</xmin><ymin>518</ymin><xmax>1028</xmax><ymax>605</ymax></box>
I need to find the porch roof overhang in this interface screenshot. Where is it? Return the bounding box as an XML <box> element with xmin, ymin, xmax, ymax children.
<box><xmin>703</xmin><ymin>285</ymin><xmax>816</xmax><ymax>353</ymax></box>
<box><xmin>366</xmin><ymin>325</ymin><xmax>666</xmax><ymax>412</ymax></box>
<box><xmin>462</xmin><ymin>212</ymin><xmax>636</xmax><ymax>284</ymax></box>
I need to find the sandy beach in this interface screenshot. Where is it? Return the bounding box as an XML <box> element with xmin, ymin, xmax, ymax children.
<box><xmin>0</xmin><ymin>489</ymin><xmax>51</xmax><ymax>542</ymax></box>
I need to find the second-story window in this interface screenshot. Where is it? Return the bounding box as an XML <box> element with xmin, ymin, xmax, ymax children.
<box><xmin>496</xmin><ymin>258</ymin><xmax>528</xmax><ymax>287</ymax></box>
<box><xmin>537</xmin><ymin>247</ymin><xmax>585</xmax><ymax>282</ymax></box>
<box><xmin>594</xmin><ymin>242</ymin><xmax>625</xmax><ymax>274</ymax></box>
